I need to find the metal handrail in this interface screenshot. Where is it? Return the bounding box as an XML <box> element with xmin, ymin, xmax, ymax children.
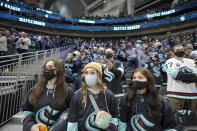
<box><xmin>0</xmin><ymin>45</ymin><xmax>72</xmax><ymax>126</ymax></box>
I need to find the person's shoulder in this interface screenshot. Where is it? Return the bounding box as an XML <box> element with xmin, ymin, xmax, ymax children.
<box><xmin>120</xmin><ymin>94</ymin><xmax>127</xmax><ymax>106</ymax></box>
<box><xmin>25</xmin><ymin>37</ymin><xmax>31</xmax><ymax>40</ymax></box>
<box><xmin>70</xmin><ymin>88</ymin><xmax>82</xmax><ymax>102</ymax></box>
<box><xmin>184</xmin><ymin>58</ymin><xmax>194</xmax><ymax>64</ymax></box>
<box><xmin>105</xmin><ymin>88</ymin><xmax>115</xmax><ymax>97</ymax></box>
<box><xmin>159</xmin><ymin>95</ymin><xmax>170</xmax><ymax>110</ymax></box>
<box><xmin>113</xmin><ymin>59</ymin><xmax>121</xmax><ymax>64</ymax></box>
<box><xmin>74</xmin><ymin>88</ymin><xmax>82</xmax><ymax>96</ymax></box>
<box><xmin>165</xmin><ymin>58</ymin><xmax>174</xmax><ymax>63</ymax></box>
<box><xmin>66</xmin><ymin>85</ymin><xmax>74</xmax><ymax>93</ymax></box>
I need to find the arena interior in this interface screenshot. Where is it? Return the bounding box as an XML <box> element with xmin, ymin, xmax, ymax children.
<box><xmin>0</xmin><ymin>0</ymin><xmax>197</xmax><ymax>131</ymax></box>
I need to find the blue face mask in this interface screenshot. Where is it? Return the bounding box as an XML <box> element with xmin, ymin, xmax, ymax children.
<box><xmin>67</xmin><ymin>56</ymin><xmax>72</xmax><ymax>59</ymax></box>
<box><xmin>85</xmin><ymin>75</ymin><xmax>98</xmax><ymax>87</ymax></box>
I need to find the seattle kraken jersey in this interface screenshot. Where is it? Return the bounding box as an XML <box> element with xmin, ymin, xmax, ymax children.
<box><xmin>103</xmin><ymin>60</ymin><xmax>124</xmax><ymax>93</ymax></box>
<box><xmin>76</xmin><ymin>56</ymin><xmax>92</xmax><ymax>72</ymax></box>
<box><xmin>144</xmin><ymin>59</ymin><xmax>162</xmax><ymax>88</ymax></box>
<box><xmin>119</xmin><ymin>94</ymin><xmax>177</xmax><ymax>130</ymax></box>
<box><xmin>164</xmin><ymin>58</ymin><xmax>197</xmax><ymax>99</ymax></box>
<box><xmin>117</xmin><ymin>49</ymin><xmax>127</xmax><ymax>62</ymax></box>
<box><xmin>22</xmin><ymin>86</ymin><xmax>74</xmax><ymax>131</ymax></box>
<box><xmin>64</xmin><ymin>61</ymin><xmax>77</xmax><ymax>73</ymax></box>
<box><xmin>157</xmin><ymin>51</ymin><xmax>166</xmax><ymax>63</ymax></box>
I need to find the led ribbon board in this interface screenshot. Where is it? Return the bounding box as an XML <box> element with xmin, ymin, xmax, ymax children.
<box><xmin>0</xmin><ymin>2</ymin><xmax>60</xmax><ymax>20</ymax></box>
<box><xmin>0</xmin><ymin>12</ymin><xmax>197</xmax><ymax>31</ymax></box>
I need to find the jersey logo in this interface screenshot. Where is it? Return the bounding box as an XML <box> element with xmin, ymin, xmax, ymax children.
<box><xmin>150</xmin><ymin>63</ymin><xmax>154</xmax><ymax>66</ymax></box>
<box><xmin>35</xmin><ymin>105</ymin><xmax>59</xmax><ymax>129</ymax></box>
<box><xmin>85</xmin><ymin>112</ymin><xmax>100</xmax><ymax>131</ymax></box>
<box><xmin>176</xmin><ymin>63</ymin><xmax>181</xmax><ymax>67</ymax></box>
<box><xmin>179</xmin><ymin>66</ymin><xmax>193</xmax><ymax>73</ymax></box>
<box><xmin>82</xmin><ymin>60</ymin><xmax>90</xmax><ymax>64</ymax></box>
<box><xmin>153</xmin><ymin>66</ymin><xmax>161</xmax><ymax>77</ymax></box>
<box><xmin>130</xmin><ymin>114</ymin><xmax>155</xmax><ymax>131</ymax></box>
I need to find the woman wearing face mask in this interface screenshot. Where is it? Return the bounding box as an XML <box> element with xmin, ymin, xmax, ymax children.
<box><xmin>22</xmin><ymin>59</ymin><xmax>74</xmax><ymax>131</ymax></box>
<box><xmin>67</xmin><ymin>62</ymin><xmax>118</xmax><ymax>131</ymax></box>
<box><xmin>118</xmin><ymin>68</ymin><xmax>177</xmax><ymax>131</ymax></box>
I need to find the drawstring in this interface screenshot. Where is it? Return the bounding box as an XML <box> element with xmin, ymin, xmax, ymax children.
<box><xmin>46</xmin><ymin>82</ymin><xmax>56</xmax><ymax>99</ymax></box>
<box><xmin>47</xmin><ymin>88</ymin><xmax>56</xmax><ymax>99</ymax></box>
<box><xmin>136</xmin><ymin>93</ymin><xmax>139</xmax><ymax>115</ymax></box>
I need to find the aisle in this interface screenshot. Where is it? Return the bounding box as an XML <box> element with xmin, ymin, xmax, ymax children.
<box><xmin>0</xmin><ymin>112</ymin><xmax>22</xmax><ymax>131</ymax></box>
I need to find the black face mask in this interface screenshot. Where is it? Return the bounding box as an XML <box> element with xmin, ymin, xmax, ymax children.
<box><xmin>105</xmin><ymin>53</ymin><xmax>113</xmax><ymax>58</ymax></box>
<box><xmin>154</xmin><ymin>54</ymin><xmax>158</xmax><ymax>59</ymax></box>
<box><xmin>132</xmin><ymin>81</ymin><xmax>147</xmax><ymax>90</ymax></box>
<box><xmin>174</xmin><ymin>51</ymin><xmax>184</xmax><ymax>57</ymax></box>
<box><xmin>44</xmin><ymin>69</ymin><xmax>55</xmax><ymax>80</ymax></box>
<box><xmin>158</xmin><ymin>46</ymin><xmax>161</xmax><ymax>49</ymax></box>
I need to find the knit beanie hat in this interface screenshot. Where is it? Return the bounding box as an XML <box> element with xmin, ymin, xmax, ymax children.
<box><xmin>84</xmin><ymin>62</ymin><xmax>102</xmax><ymax>76</ymax></box>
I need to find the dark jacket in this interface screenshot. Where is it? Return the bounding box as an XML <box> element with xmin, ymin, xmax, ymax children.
<box><xmin>76</xmin><ymin>56</ymin><xmax>92</xmax><ymax>73</ymax></box>
<box><xmin>119</xmin><ymin>93</ymin><xmax>177</xmax><ymax>131</ymax></box>
<box><xmin>103</xmin><ymin>60</ymin><xmax>124</xmax><ymax>94</ymax></box>
<box><xmin>67</xmin><ymin>89</ymin><xmax>118</xmax><ymax>131</ymax></box>
<box><xmin>22</xmin><ymin>86</ymin><xmax>74</xmax><ymax>131</ymax></box>
<box><xmin>144</xmin><ymin>59</ymin><xmax>162</xmax><ymax>88</ymax></box>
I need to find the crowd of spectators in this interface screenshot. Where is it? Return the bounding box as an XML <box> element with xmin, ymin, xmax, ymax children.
<box><xmin>1</xmin><ymin>23</ymin><xmax>197</xmax><ymax>130</ymax></box>
<box><xmin>0</xmin><ymin>28</ymin><xmax>73</xmax><ymax>56</ymax></box>
<box><xmin>57</xmin><ymin>30</ymin><xmax>197</xmax><ymax>130</ymax></box>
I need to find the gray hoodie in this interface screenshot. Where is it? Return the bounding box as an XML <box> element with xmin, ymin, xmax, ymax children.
<box><xmin>0</xmin><ymin>36</ymin><xmax>7</xmax><ymax>52</ymax></box>
<box><xmin>138</xmin><ymin>50</ymin><xmax>151</xmax><ymax>67</ymax></box>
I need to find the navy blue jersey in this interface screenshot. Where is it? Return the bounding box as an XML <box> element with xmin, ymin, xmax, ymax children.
<box><xmin>22</xmin><ymin>86</ymin><xmax>74</xmax><ymax>131</ymax></box>
<box><xmin>161</xmin><ymin>60</ymin><xmax>167</xmax><ymax>86</ymax></box>
<box><xmin>64</xmin><ymin>60</ymin><xmax>77</xmax><ymax>74</ymax></box>
<box><xmin>117</xmin><ymin>49</ymin><xmax>127</xmax><ymax>62</ymax></box>
<box><xmin>119</xmin><ymin>94</ymin><xmax>177</xmax><ymax>131</ymax></box>
<box><xmin>144</xmin><ymin>59</ymin><xmax>162</xmax><ymax>88</ymax></box>
<box><xmin>157</xmin><ymin>51</ymin><xmax>166</xmax><ymax>63</ymax></box>
<box><xmin>76</xmin><ymin>56</ymin><xmax>92</xmax><ymax>73</ymax></box>
<box><xmin>103</xmin><ymin>60</ymin><xmax>124</xmax><ymax>94</ymax></box>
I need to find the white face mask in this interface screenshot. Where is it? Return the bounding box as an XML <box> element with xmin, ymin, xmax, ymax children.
<box><xmin>85</xmin><ymin>74</ymin><xmax>98</xmax><ymax>87</ymax></box>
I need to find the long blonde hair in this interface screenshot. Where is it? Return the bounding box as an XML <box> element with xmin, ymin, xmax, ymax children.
<box><xmin>81</xmin><ymin>69</ymin><xmax>105</xmax><ymax>107</ymax></box>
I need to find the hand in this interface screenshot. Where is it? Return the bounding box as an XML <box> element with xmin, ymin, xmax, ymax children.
<box><xmin>107</xmin><ymin>62</ymin><xmax>113</xmax><ymax>71</ymax></box>
<box><xmin>31</xmin><ymin>123</ymin><xmax>45</xmax><ymax>131</ymax></box>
